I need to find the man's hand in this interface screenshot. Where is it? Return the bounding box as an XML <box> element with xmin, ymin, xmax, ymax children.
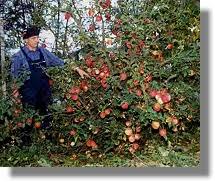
<box><xmin>75</xmin><ymin>67</ymin><xmax>90</xmax><ymax>79</ymax></box>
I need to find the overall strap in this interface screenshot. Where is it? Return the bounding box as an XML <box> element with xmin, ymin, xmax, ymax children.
<box><xmin>20</xmin><ymin>47</ymin><xmax>47</xmax><ymax>68</ymax></box>
<box><xmin>38</xmin><ymin>48</ymin><xmax>47</xmax><ymax>68</ymax></box>
<box><xmin>38</xmin><ymin>48</ymin><xmax>45</xmax><ymax>61</ymax></box>
<box><xmin>20</xmin><ymin>47</ymin><xmax>31</xmax><ymax>60</ymax></box>
<box><xmin>20</xmin><ymin>47</ymin><xmax>33</xmax><ymax>69</ymax></box>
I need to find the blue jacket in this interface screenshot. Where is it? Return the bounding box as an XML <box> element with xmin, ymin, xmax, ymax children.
<box><xmin>11</xmin><ymin>46</ymin><xmax>64</xmax><ymax>78</ymax></box>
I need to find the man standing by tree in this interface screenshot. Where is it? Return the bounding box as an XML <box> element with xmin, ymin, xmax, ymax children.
<box><xmin>11</xmin><ymin>26</ymin><xmax>89</xmax><ymax>144</ymax></box>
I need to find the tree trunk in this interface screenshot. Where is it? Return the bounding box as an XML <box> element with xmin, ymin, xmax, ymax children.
<box><xmin>0</xmin><ymin>18</ymin><xmax>6</xmax><ymax>98</ymax></box>
<box><xmin>55</xmin><ymin>0</ymin><xmax>61</xmax><ymax>53</ymax></box>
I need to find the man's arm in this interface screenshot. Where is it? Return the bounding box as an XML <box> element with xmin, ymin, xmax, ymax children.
<box><xmin>40</xmin><ymin>48</ymin><xmax>65</xmax><ymax>67</ymax></box>
<box><xmin>10</xmin><ymin>54</ymin><xmax>21</xmax><ymax>79</ymax></box>
<box><xmin>41</xmin><ymin>48</ymin><xmax>90</xmax><ymax>78</ymax></box>
<box><xmin>10</xmin><ymin>54</ymin><xmax>23</xmax><ymax>101</ymax></box>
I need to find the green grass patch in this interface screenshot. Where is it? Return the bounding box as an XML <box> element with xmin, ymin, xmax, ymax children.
<box><xmin>0</xmin><ymin>129</ymin><xmax>200</xmax><ymax>167</ymax></box>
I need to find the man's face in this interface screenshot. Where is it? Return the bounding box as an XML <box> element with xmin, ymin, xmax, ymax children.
<box><xmin>25</xmin><ymin>36</ymin><xmax>40</xmax><ymax>50</ymax></box>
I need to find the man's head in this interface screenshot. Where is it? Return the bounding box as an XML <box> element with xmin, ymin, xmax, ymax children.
<box><xmin>22</xmin><ymin>26</ymin><xmax>40</xmax><ymax>50</ymax></box>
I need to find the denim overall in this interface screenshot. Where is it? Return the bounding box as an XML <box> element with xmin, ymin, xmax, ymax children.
<box><xmin>19</xmin><ymin>48</ymin><xmax>52</xmax><ymax>129</ymax></box>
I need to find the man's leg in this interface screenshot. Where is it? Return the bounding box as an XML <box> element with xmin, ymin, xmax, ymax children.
<box><xmin>18</xmin><ymin>85</ymin><xmax>38</xmax><ymax>146</ymax></box>
<box><xmin>37</xmin><ymin>103</ymin><xmax>53</xmax><ymax>130</ymax></box>
<box><xmin>37</xmin><ymin>81</ymin><xmax>53</xmax><ymax>130</ymax></box>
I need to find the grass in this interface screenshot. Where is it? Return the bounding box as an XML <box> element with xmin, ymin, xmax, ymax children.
<box><xmin>0</xmin><ymin>129</ymin><xmax>200</xmax><ymax>167</ymax></box>
<box><xmin>62</xmin><ymin>136</ymin><xmax>200</xmax><ymax>167</ymax></box>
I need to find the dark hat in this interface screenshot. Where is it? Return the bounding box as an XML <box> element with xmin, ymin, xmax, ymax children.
<box><xmin>22</xmin><ymin>26</ymin><xmax>40</xmax><ymax>39</ymax></box>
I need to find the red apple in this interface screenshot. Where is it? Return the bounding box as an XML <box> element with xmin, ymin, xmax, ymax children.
<box><xmin>166</xmin><ymin>43</ymin><xmax>173</xmax><ymax>50</ymax></box>
<box><xmin>129</xmin><ymin>147</ymin><xmax>135</xmax><ymax>154</ymax></box>
<box><xmin>125</xmin><ymin>41</ymin><xmax>132</xmax><ymax>49</ymax></box>
<box><xmin>155</xmin><ymin>94</ymin><xmax>164</xmax><ymax>105</ymax></box>
<box><xmin>133</xmin><ymin>80</ymin><xmax>139</xmax><ymax>86</ymax></box>
<box><xmin>14</xmin><ymin>109</ymin><xmax>21</xmax><ymax>117</ymax></box>
<box><xmin>125</xmin><ymin>120</ymin><xmax>132</xmax><ymax>127</ymax></box>
<box><xmin>159</xmin><ymin>128</ymin><xmax>167</xmax><ymax>137</ymax></box>
<box><xmin>85</xmin><ymin>57</ymin><xmax>94</xmax><ymax>67</ymax></box>
<box><xmin>59</xmin><ymin>138</ymin><xmax>65</xmax><ymax>143</ymax></box>
<box><xmin>100</xmin><ymin>0</ymin><xmax>111</xmax><ymax>9</ymax></box>
<box><xmin>101</xmin><ymin>81</ymin><xmax>108</xmax><ymax>89</ymax></box>
<box><xmin>26</xmin><ymin>118</ymin><xmax>33</xmax><ymax>125</ymax></box>
<box><xmin>80</xmin><ymin>81</ymin><xmax>89</xmax><ymax>92</ymax></box>
<box><xmin>79</xmin><ymin>116</ymin><xmax>85</xmax><ymax>122</ymax></box>
<box><xmin>86</xmin><ymin>139</ymin><xmax>97</xmax><ymax>148</ymax></box>
<box><xmin>17</xmin><ymin>122</ymin><xmax>23</xmax><ymax>128</ymax></box>
<box><xmin>149</xmin><ymin>90</ymin><xmax>157</xmax><ymax>97</ymax></box>
<box><xmin>64</xmin><ymin>12</ymin><xmax>72</xmax><ymax>20</ymax></box>
<box><xmin>161</xmin><ymin>93</ymin><xmax>171</xmax><ymax>103</ymax></box>
<box><xmin>116</xmin><ymin>19</ymin><xmax>122</xmax><ymax>25</ymax></box>
<box><xmin>134</xmin><ymin>133</ymin><xmax>141</xmax><ymax>140</ymax></box>
<box><xmin>139</xmin><ymin>66</ymin><xmax>144</xmax><ymax>75</ymax></box>
<box><xmin>99</xmin><ymin>72</ymin><xmax>105</xmax><ymax>79</ymax></box>
<box><xmin>105</xmin><ymin>12</ymin><xmax>111</xmax><ymax>21</ymax></box>
<box><xmin>136</xmin><ymin>89</ymin><xmax>142</xmax><ymax>96</ymax></box>
<box><xmin>125</xmin><ymin>128</ymin><xmax>133</xmax><ymax>136</ymax></box>
<box><xmin>128</xmin><ymin>135</ymin><xmax>135</xmax><ymax>143</ymax></box>
<box><xmin>121</xmin><ymin>102</ymin><xmax>129</xmax><ymax>110</ymax></box>
<box><xmin>66</xmin><ymin>106</ymin><xmax>75</xmax><ymax>113</ymax></box>
<box><xmin>34</xmin><ymin>121</ymin><xmax>41</xmax><ymax>129</ymax></box>
<box><xmin>83</xmin><ymin>86</ymin><xmax>88</xmax><ymax>92</ymax></box>
<box><xmin>69</xmin><ymin>130</ymin><xmax>76</xmax><ymax>136</ymax></box>
<box><xmin>89</xmin><ymin>24</ymin><xmax>95</xmax><ymax>32</ymax></box>
<box><xmin>96</xmin><ymin>14</ymin><xmax>102</xmax><ymax>22</ymax></box>
<box><xmin>171</xmin><ymin>116</ymin><xmax>179</xmax><ymax>125</ymax></box>
<box><xmin>132</xmin><ymin>143</ymin><xmax>139</xmax><ymax>150</ymax></box>
<box><xmin>95</xmin><ymin>69</ymin><xmax>100</xmax><ymax>75</ymax></box>
<box><xmin>151</xmin><ymin>121</ymin><xmax>160</xmax><ymax>130</ymax></box>
<box><xmin>120</xmin><ymin>72</ymin><xmax>128</xmax><ymax>81</ymax></box>
<box><xmin>153</xmin><ymin>103</ymin><xmax>161</xmax><ymax>112</ymax></box>
<box><xmin>128</xmin><ymin>87</ymin><xmax>133</xmax><ymax>94</ymax></box>
<box><xmin>104</xmin><ymin>108</ymin><xmax>111</xmax><ymax>115</ymax></box>
<box><xmin>69</xmin><ymin>87</ymin><xmax>80</xmax><ymax>95</ymax></box>
<box><xmin>99</xmin><ymin>111</ymin><xmax>106</xmax><ymax>119</ymax></box>
<box><xmin>135</xmin><ymin>126</ymin><xmax>141</xmax><ymax>133</ymax></box>
<box><xmin>88</xmin><ymin>8</ymin><xmax>94</xmax><ymax>17</ymax></box>
<box><xmin>109</xmin><ymin>52</ymin><xmax>115</xmax><ymax>60</ymax></box>
<box><xmin>144</xmin><ymin>74</ymin><xmax>152</xmax><ymax>82</ymax></box>
<box><xmin>138</xmin><ymin>40</ymin><xmax>145</xmax><ymax>48</ymax></box>
<box><xmin>71</xmin><ymin>94</ymin><xmax>78</xmax><ymax>101</ymax></box>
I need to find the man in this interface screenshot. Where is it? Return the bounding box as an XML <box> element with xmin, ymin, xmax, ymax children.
<box><xmin>11</xmin><ymin>26</ymin><xmax>89</xmax><ymax>144</ymax></box>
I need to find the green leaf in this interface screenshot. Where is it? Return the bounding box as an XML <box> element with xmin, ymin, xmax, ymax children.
<box><xmin>37</xmin><ymin>158</ymin><xmax>52</xmax><ymax>167</ymax></box>
<box><xmin>158</xmin><ymin>147</ymin><xmax>169</xmax><ymax>157</ymax></box>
